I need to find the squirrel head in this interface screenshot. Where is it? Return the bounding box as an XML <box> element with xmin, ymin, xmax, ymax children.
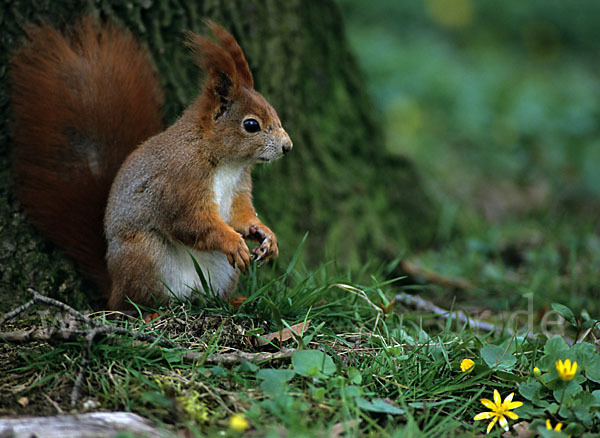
<box><xmin>187</xmin><ymin>21</ymin><xmax>292</xmax><ymax>165</ymax></box>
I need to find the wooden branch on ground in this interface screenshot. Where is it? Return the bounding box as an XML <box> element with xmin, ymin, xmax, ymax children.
<box><xmin>0</xmin><ymin>412</ymin><xmax>174</xmax><ymax>438</ymax></box>
<box><xmin>0</xmin><ymin>326</ymin><xmax>85</xmax><ymax>342</ymax></box>
<box><xmin>0</xmin><ymin>299</ymin><xmax>36</xmax><ymax>327</ymax></box>
<box><xmin>394</xmin><ymin>292</ymin><xmax>538</xmax><ymax>341</ymax></box>
<box><xmin>184</xmin><ymin>348</ymin><xmax>296</xmax><ymax>364</ymax></box>
<box><xmin>0</xmin><ymin>289</ymin><xmax>175</xmax><ymax>349</ymax></box>
<box><xmin>400</xmin><ymin>260</ymin><xmax>474</xmax><ymax>290</ymax></box>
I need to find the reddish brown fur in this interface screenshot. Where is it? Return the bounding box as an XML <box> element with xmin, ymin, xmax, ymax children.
<box><xmin>104</xmin><ymin>24</ymin><xmax>289</xmax><ymax>308</ymax></box>
<box><xmin>11</xmin><ymin>18</ymin><xmax>163</xmax><ymax>294</ymax></box>
<box><xmin>186</xmin><ymin>21</ymin><xmax>257</xmax><ymax>130</ymax></box>
<box><xmin>205</xmin><ymin>21</ymin><xmax>254</xmax><ymax>88</ymax></box>
<box><xmin>12</xmin><ymin>18</ymin><xmax>290</xmax><ymax>309</ymax></box>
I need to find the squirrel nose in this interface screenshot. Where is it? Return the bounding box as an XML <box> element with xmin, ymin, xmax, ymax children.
<box><xmin>282</xmin><ymin>137</ymin><xmax>293</xmax><ymax>155</ymax></box>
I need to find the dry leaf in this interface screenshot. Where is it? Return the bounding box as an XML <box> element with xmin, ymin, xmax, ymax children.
<box><xmin>230</xmin><ymin>296</ymin><xmax>247</xmax><ymax>309</ymax></box>
<box><xmin>17</xmin><ymin>396</ymin><xmax>29</xmax><ymax>407</ymax></box>
<box><xmin>256</xmin><ymin>320</ymin><xmax>311</xmax><ymax>346</ymax></box>
<box><xmin>143</xmin><ymin>313</ymin><xmax>161</xmax><ymax>323</ymax></box>
<box><xmin>330</xmin><ymin>420</ymin><xmax>360</xmax><ymax>438</ymax></box>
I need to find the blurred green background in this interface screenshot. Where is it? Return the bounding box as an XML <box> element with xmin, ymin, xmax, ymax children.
<box><xmin>338</xmin><ymin>0</ymin><xmax>600</xmax><ymax>317</ymax></box>
<box><xmin>339</xmin><ymin>0</ymin><xmax>600</xmax><ymax>220</ymax></box>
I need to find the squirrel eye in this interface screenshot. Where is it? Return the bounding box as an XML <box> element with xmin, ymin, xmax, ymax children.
<box><xmin>243</xmin><ymin>118</ymin><xmax>261</xmax><ymax>133</ymax></box>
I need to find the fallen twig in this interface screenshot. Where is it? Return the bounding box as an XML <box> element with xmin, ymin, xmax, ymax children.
<box><xmin>0</xmin><ymin>298</ymin><xmax>36</xmax><ymax>327</ymax></box>
<box><xmin>0</xmin><ymin>326</ymin><xmax>85</xmax><ymax>342</ymax></box>
<box><xmin>400</xmin><ymin>259</ymin><xmax>474</xmax><ymax>290</ymax></box>
<box><xmin>28</xmin><ymin>289</ymin><xmax>96</xmax><ymax>325</ymax></box>
<box><xmin>183</xmin><ymin>347</ymin><xmax>296</xmax><ymax>364</ymax></box>
<box><xmin>0</xmin><ymin>324</ymin><xmax>174</xmax><ymax>348</ymax></box>
<box><xmin>394</xmin><ymin>292</ymin><xmax>538</xmax><ymax>341</ymax></box>
<box><xmin>0</xmin><ymin>412</ymin><xmax>172</xmax><ymax>438</ymax></box>
<box><xmin>0</xmin><ymin>325</ymin><xmax>294</xmax><ymax>365</ymax></box>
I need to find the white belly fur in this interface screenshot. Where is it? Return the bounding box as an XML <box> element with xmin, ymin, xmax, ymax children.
<box><xmin>157</xmin><ymin>163</ymin><xmax>245</xmax><ymax>300</ymax></box>
<box><xmin>159</xmin><ymin>243</ymin><xmax>239</xmax><ymax>300</ymax></box>
<box><xmin>213</xmin><ymin>162</ymin><xmax>245</xmax><ymax>222</ymax></box>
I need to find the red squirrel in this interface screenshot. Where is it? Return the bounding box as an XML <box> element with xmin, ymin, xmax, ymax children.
<box><xmin>10</xmin><ymin>17</ymin><xmax>292</xmax><ymax>310</ymax></box>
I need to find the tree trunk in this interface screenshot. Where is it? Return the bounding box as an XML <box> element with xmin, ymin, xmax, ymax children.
<box><xmin>0</xmin><ymin>0</ymin><xmax>437</xmax><ymax>310</ymax></box>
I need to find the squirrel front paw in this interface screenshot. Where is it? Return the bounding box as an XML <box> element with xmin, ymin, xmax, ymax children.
<box><xmin>248</xmin><ymin>224</ymin><xmax>278</xmax><ymax>265</ymax></box>
<box><xmin>222</xmin><ymin>232</ymin><xmax>251</xmax><ymax>272</ymax></box>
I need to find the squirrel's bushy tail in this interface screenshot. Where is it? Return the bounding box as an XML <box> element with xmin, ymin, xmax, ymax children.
<box><xmin>11</xmin><ymin>17</ymin><xmax>163</xmax><ymax>294</ymax></box>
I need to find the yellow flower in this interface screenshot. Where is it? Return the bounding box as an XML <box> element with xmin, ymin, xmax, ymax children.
<box><xmin>474</xmin><ymin>389</ymin><xmax>523</xmax><ymax>434</ymax></box>
<box><xmin>229</xmin><ymin>413</ymin><xmax>250</xmax><ymax>432</ymax></box>
<box><xmin>533</xmin><ymin>366</ymin><xmax>541</xmax><ymax>377</ymax></box>
<box><xmin>461</xmin><ymin>358</ymin><xmax>475</xmax><ymax>373</ymax></box>
<box><xmin>555</xmin><ymin>359</ymin><xmax>577</xmax><ymax>381</ymax></box>
<box><xmin>546</xmin><ymin>419</ymin><xmax>563</xmax><ymax>431</ymax></box>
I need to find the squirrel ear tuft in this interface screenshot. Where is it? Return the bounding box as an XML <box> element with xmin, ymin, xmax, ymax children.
<box><xmin>185</xmin><ymin>30</ymin><xmax>236</xmax><ymax>103</ymax></box>
<box><xmin>203</xmin><ymin>20</ymin><xmax>253</xmax><ymax>89</ymax></box>
<box><xmin>185</xmin><ymin>22</ymin><xmax>254</xmax><ymax>121</ymax></box>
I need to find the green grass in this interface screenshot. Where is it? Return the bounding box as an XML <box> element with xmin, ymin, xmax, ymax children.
<box><xmin>412</xmin><ymin>215</ymin><xmax>600</xmax><ymax>317</ymax></box>
<box><xmin>2</xmin><ymin>228</ymin><xmax>599</xmax><ymax>436</ymax></box>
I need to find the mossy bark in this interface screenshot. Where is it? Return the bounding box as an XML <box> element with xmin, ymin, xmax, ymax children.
<box><xmin>0</xmin><ymin>0</ymin><xmax>437</xmax><ymax>310</ymax></box>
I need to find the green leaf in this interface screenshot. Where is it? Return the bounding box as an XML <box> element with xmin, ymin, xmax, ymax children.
<box><xmin>344</xmin><ymin>385</ymin><xmax>361</xmax><ymax>398</ymax></box>
<box><xmin>584</xmin><ymin>355</ymin><xmax>600</xmax><ymax>383</ymax></box>
<box><xmin>356</xmin><ymin>397</ymin><xmax>404</xmax><ymax>415</ymax></box>
<box><xmin>311</xmin><ymin>386</ymin><xmax>326</xmax><ymax>401</ymax></box>
<box><xmin>571</xmin><ymin>342</ymin><xmax>597</xmax><ymax>368</ymax></box>
<box><xmin>571</xmin><ymin>392</ymin><xmax>600</xmax><ymax>424</ymax></box>
<box><xmin>537</xmin><ymin>427</ymin><xmax>563</xmax><ymax>438</ymax></box>
<box><xmin>257</xmin><ymin>368</ymin><xmax>295</xmax><ymax>396</ymax></box>
<box><xmin>257</xmin><ymin>368</ymin><xmax>295</xmax><ymax>381</ymax></box>
<box><xmin>538</xmin><ymin>336</ymin><xmax>571</xmax><ymax>370</ymax></box>
<box><xmin>164</xmin><ymin>352</ymin><xmax>183</xmax><ymax>363</ymax></box>
<box><xmin>581</xmin><ymin>319</ymin><xmax>598</xmax><ymax>330</ymax></box>
<box><xmin>551</xmin><ymin>303</ymin><xmax>576</xmax><ymax>326</ymax></box>
<box><xmin>544</xmin><ymin>336</ymin><xmax>570</xmax><ymax>356</ymax></box>
<box><xmin>292</xmin><ymin>350</ymin><xmax>336</xmax><ymax>379</ymax></box>
<box><xmin>519</xmin><ymin>381</ymin><xmax>543</xmax><ymax>404</ymax></box>
<box><xmin>495</xmin><ymin>370</ymin><xmax>521</xmax><ymax>382</ymax></box>
<box><xmin>285</xmin><ymin>232</ymin><xmax>308</xmax><ymax>276</ymax></box>
<box><xmin>260</xmin><ymin>378</ymin><xmax>289</xmax><ymax>396</ymax></box>
<box><xmin>563</xmin><ymin>422</ymin><xmax>585</xmax><ymax>436</ymax></box>
<box><xmin>408</xmin><ymin>399</ymin><xmax>454</xmax><ymax>409</ymax></box>
<box><xmin>480</xmin><ymin>344</ymin><xmax>517</xmax><ymax>370</ymax></box>
<box><xmin>236</xmin><ymin>360</ymin><xmax>259</xmax><ymax>373</ymax></box>
<box><xmin>553</xmin><ymin>379</ymin><xmax>582</xmax><ymax>404</ymax></box>
<box><xmin>347</xmin><ymin>367</ymin><xmax>362</xmax><ymax>385</ymax></box>
<box><xmin>211</xmin><ymin>366</ymin><xmax>225</xmax><ymax>376</ymax></box>
<box><xmin>514</xmin><ymin>402</ymin><xmax>546</xmax><ymax>420</ymax></box>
